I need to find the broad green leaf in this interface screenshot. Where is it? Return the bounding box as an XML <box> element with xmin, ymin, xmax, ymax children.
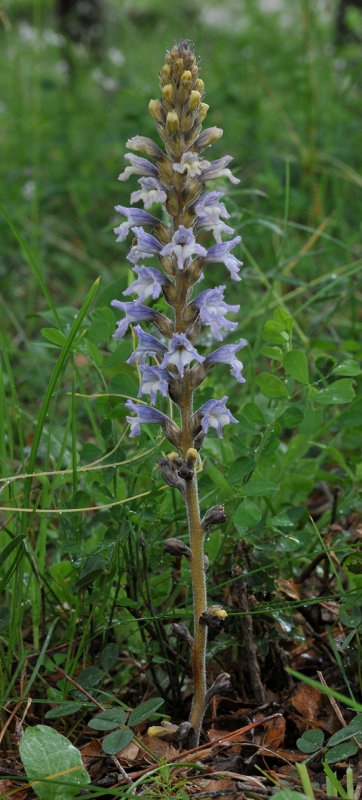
<box><xmin>41</xmin><ymin>328</ymin><xmax>67</xmax><ymax>347</ymax></box>
<box><xmin>331</xmin><ymin>359</ymin><xmax>360</xmax><ymax>377</ymax></box>
<box><xmin>325</xmin><ymin>739</ymin><xmax>358</xmax><ymax>763</ymax></box>
<box><xmin>256</xmin><ymin>372</ymin><xmax>288</xmax><ymax>398</ymax></box>
<box><xmin>19</xmin><ymin>725</ymin><xmax>90</xmax><ymax>800</ymax></box>
<box><xmin>283</xmin><ymin>350</ymin><xmax>309</xmax><ymax>384</ymax></box>
<box><xmin>128</xmin><ymin>698</ymin><xmax>164</xmax><ymax>727</ymax></box>
<box><xmin>77</xmin><ymin>666</ymin><xmax>103</xmax><ymax>691</ymax></box>
<box><xmin>315</xmin><ymin>379</ymin><xmax>355</xmax><ymax>405</ymax></box>
<box><xmin>273</xmin><ymin>307</ymin><xmax>293</xmax><ymax>332</ymax></box>
<box><xmin>297</xmin><ymin>728</ymin><xmax>324</xmax><ymax>753</ymax></box>
<box><xmin>227</xmin><ymin>457</ymin><xmax>254</xmax><ymax>484</ymax></box>
<box><xmin>262</xmin><ymin>321</ymin><xmax>289</xmax><ymax>345</ymax></box>
<box><xmin>299</xmin><ymin>404</ymin><xmax>324</xmax><ymax>434</ymax></box>
<box><xmin>45</xmin><ymin>703</ymin><xmax>82</xmax><ymax>720</ymax></box>
<box><xmin>279</xmin><ymin>405</ymin><xmax>304</xmax><ymax>428</ymax></box>
<box><xmin>100</xmin><ymin>643</ymin><xmax>119</xmax><ymax>671</ymax></box>
<box><xmin>242</xmin><ymin>477</ymin><xmax>279</xmax><ymax>496</ymax></box>
<box><xmin>327</xmin><ymin>714</ymin><xmax>362</xmax><ymax>747</ymax></box>
<box><xmin>261</xmin><ymin>345</ymin><xmax>283</xmax><ymax>360</ymax></box>
<box><xmin>89</xmin><ymin>708</ymin><xmax>127</xmax><ymax>730</ymax></box>
<box><xmin>102</xmin><ymin>728</ymin><xmax>133</xmax><ymax>755</ymax></box>
<box><xmin>233</xmin><ymin>499</ymin><xmax>262</xmax><ymax>530</ymax></box>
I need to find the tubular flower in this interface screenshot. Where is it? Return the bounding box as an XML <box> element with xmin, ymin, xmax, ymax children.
<box><xmin>123</xmin><ymin>265</ymin><xmax>168</xmax><ymax>303</ymax></box>
<box><xmin>191</xmin><ymin>285</ymin><xmax>239</xmax><ymax>341</ymax></box>
<box><xmin>110</xmin><ymin>40</ymin><xmax>247</xmax><ymax>746</ymax></box>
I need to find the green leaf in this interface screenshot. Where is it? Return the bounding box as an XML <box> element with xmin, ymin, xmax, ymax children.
<box><xmin>77</xmin><ymin>666</ymin><xmax>104</xmax><ymax>691</ymax></box>
<box><xmin>325</xmin><ymin>739</ymin><xmax>358</xmax><ymax>764</ymax></box>
<box><xmin>89</xmin><ymin>708</ymin><xmax>127</xmax><ymax>730</ymax></box>
<box><xmin>327</xmin><ymin>714</ymin><xmax>362</xmax><ymax>747</ymax></box>
<box><xmin>331</xmin><ymin>359</ymin><xmax>360</xmax><ymax>377</ymax></box>
<box><xmin>100</xmin><ymin>643</ymin><xmax>119</xmax><ymax>671</ymax></box>
<box><xmin>128</xmin><ymin>698</ymin><xmax>164</xmax><ymax>727</ymax></box>
<box><xmin>242</xmin><ymin>477</ymin><xmax>279</xmax><ymax>496</ymax></box>
<box><xmin>261</xmin><ymin>345</ymin><xmax>283</xmax><ymax>360</ymax></box>
<box><xmin>45</xmin><ymin>704</ymin><xmax>82</xmax><ymax>719</ymax></box>
<box><xmin>283</xmin><ymin>350</ymin><xmax>309</xmax><ymax>384</ymax></box>
<box><xmin>19</xmin><ymin>725</ymin><xmax>90</xmax><ymax>800</ymax></box>
<box><xmin>279</xmin><ymin>405</ymin><xmax>304</xmax><ymax>428</ymax></box>
<box><xmin>41</xmin><ymin>328</ymin><xmax>67</xmax><ymax>347</ymax></box>
<box><xmin>256</xmin><ymin>372</ymin><xmax>288</xmax><ymax>398</ymax></box>
<box><xmin>314</xmin><ymin>379</ymin><xmax>355</xmax><ymax>405</ymax></box>
<box><xmin>102</xmin><ymin>727</ymin><xmax>133</xmax><ymax>755</ymax></box>
<box><xmin>297</xmin><ymin>728</ymin><xmax>324</xmax><ymax>753</ymax></box>
<box><xmin>233</xmin><ymin>498</ymin><xmax>262</xmax><ymax>530</ymax></box>
<box><xmin>262</xmin><ymin>320</ymin><xmax>289</xmax><ymax>345</ymax></box>
<box><xmin>273</xmin><ymin>307</ymin><xmax>293</xmax><ymax>333</ymax></box>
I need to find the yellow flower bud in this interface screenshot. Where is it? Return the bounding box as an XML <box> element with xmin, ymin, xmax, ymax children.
<box><xmin>162</xmin><ymin>84</ymin><xmax>173</xmax><ymax>103</ymax></box>
<box><xmin>195</xmin><ymin>79</ymin><xmax>204</xmax><ymax>93</ymax></box>
<box><xmin>160</xmin><ymin>63</ymin><xmax>171</xmax><ymax>81</ymax></box>
<box><xmin>166</xmin><ymin>110</ymin><xmax>179</xmax><ymax>133</ymax></box>
<box><xmin>208</xmin><ymin>605</ymin><xmax>228</xmax><ymax>619</ymax></box>
<box><xmin>181</xmin><ymin>69</ymin><xmax>192</xmax><ymax>83</ymax></box>
<box><xmin>148</xmin><ymin>99</ymin><xmax>164</xmax><ymax>123</ymax></box>
<box><xmin>189</xmin><ymin>90</ymin><xmax>201</xmax><ymax>112</ymax></box>
<box><xmin>199</xmin><ymin>102</ymin><xmax>209</xmax><ymax>121</ymax></box>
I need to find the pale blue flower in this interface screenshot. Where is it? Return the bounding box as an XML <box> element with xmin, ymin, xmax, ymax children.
<box><xmin>161</xmin><ymin>333</ymin><xmax>204</xmax><ymax>377</ymax></box>
<box><xmin>118</xmin><ymin>154</ymin><xmax>159</xmax><ymax>182</ymax></box>
<box><xmin>125</xmin><ymin>399</ymin><xmax>171</xmax><ymax>438</ymax></box>
<box><xmin>127</xmin><ymin>227</ymin><xmax>163</xmax><ymax>264</ymax></box>
<box><xmin>193</xmin><ymin>192</ymin><xmax>234</xmax><ymax>242</ymax></box>
<box><xmin>111</xmin><ymin>300</ymin><xmax>158</xmax><ymax>338</ymax></box>
<box><xmin>205</xmin><ymin>236</ymin><xmax>243</xmax><ymax>281</ymax></box>
<box><xmin>199</xmin><ymin>155</ymin><xmax>240</xmax><ymax>185</ymax></box>
<box><xmin>123</xmin><ymin>265</ymin><xmax>167</xmax><ymax>304</ymax></box>
<box><xmin>198</xmin><ymin>396</ymin><xmax>238</xmax><ymax>438</ymax></box>
<box><xmin>192</xmin><ymin>285</ymin><xmax>239</xmax><ymax>340</ymax></box>
<box><xmin>126</xmin><ymin>325</ymin><xmax>167</xmax><ymax>364</ymax></box>
<box><xmin>130</xmin><ymin>177</ymin><xmax>167</xmax><ymax>210</ymax></box>
<box><xmin>205</xmin><ymin>341</ymin><xmax>247</xmax><ymax>382</ymax></box>
<box><xmin>160</xmin><ymin>226</ymin><xmax>207</xmax><ymax>270</ymax></box>
<box><xmin>114</xmin><ymin>206</ymin><xmax>160</xmax><ymax>242</ymax></box>
<box><xmin>126</xmin><ymin>135</ymin><xmax>164</xmax><ymax>159</ymax></box>
<box><xmin>138</xmin><ymin>365</ymin><xmax>170</xmax><ymax>405</ymax></box>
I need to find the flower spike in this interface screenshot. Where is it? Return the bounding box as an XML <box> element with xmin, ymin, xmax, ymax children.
<box><xmin>110</xmin><ymin>40</ymin><xmax>245</xmax><ymax>747</ymax></box>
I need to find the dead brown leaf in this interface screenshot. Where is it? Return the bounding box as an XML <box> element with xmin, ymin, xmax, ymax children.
<box><xmin>0</xmin><ymin>779</ymin><xmax>27</xmax><ymax>800</ymax></box>
<box><xmin>262</xmin><ymin>715</ymin><xmax>286</xmax><ymax>750</ymax></box>
<box><xmin>291</xmin><ymin>682</ymin><xmax>323</xmax><ymax>720</ymax></box>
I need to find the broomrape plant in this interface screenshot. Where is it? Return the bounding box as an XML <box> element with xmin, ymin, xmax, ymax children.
<box><xmin>111</xmin><ymin>40</ymin><xmax>245</xmax><ymax>745</ymax></box>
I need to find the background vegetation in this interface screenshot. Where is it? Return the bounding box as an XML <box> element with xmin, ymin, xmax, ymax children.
<box><xmin>0</xmin><ymin>0</ymin><xmax>361</xmax><ymax>795</ymax></box>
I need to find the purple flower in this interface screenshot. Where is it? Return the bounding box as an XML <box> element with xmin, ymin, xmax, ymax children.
<box><xmin>173</xmin><ymin>152</ymin><xmax>203</xmax><ymax>179</ymax></box>
<box><xmin>130</xmin><ymin>177</ymin><xmax>167</xmax><ymax>210</ymax></box>
<box><xmin>126</xmin><ymin>325</ymin><xmax>167</xmax><ymax>364</ymax></box>
<box><xmin>118</xmin><ymin>154</ymin><xmax>159</xmax><ymax>182</ymax></box>
<box><xmin>193</xmin><ymin>127</ymin><xmax>224</xmax><ymax>152</ymax></box>
<box><xmin>111</xmin><ymin>300</ymin><xmax>158</xmax><ymax>338</ymax></box>
<box><xmin>205</xmin><ymin>341</ymin><xmax>247</xmax><ymax>382</ymax></box>
<box><xmin>138</xmin><ymin>365</ymin><xmax>170</xmax><ymax>405</ymax></box>
<box><xmin>160</xmin><ymin>226</ymin><xmax>207</xmax><ymax>270</ymax></box>
<box><xmin>123</xmin><ymin>265</ymin><xmax>167</xmax><ymax>303</ymax></box>
<box><xmin>127</xmin><ymin>227</ymin><xmax>163</xmax><ymax>265</ymax></box>
<box><xmin>161</xmin><ymin>333</ymin><xmax>204</xmax><ymax>377</ymax></box>
<box><xmin>192</xmin><ymin>285</ymin><xmax>239</xmax><ymax>341</ymax></box>
<box><xmin>205</xmin><ymin>236</ymin><xmax>243</xmax><ymax>281</ymax></box>
<box><xmin>193</xmin><ymin>192</ymin><xmax>234</xmax><ymax>243</ymax></box>
<box><xmin>199</xmin><ymin>155</ymin><xmax>240</xmax><ymax>185</ymax></box>
<box><xmin>198</xmin><ymin>396</ymin><xmax>238</xmax><ymax>439</ymax></box>
<box><xmin>125</xmin><ymin>399</ymin><xmax>171</xmax><ymax>438</ymax></box>
<box><xmin>114</xmin><ymin>206</ymin><xmax>160</xmax><ymax>242</ymax></box>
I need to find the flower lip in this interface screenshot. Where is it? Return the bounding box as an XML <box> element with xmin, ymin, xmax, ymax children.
<box><xmin>161</xmin><ymin>333</ymin><xmax>204</xmax><ymax>378</ymax></box>
<box><xmin>160</xmin><ymin>225</ymin><xmax>207</xmax><ymax>270</ymax></box>
<box><xmin>127</xmin><ymin>226</ymin><xmax>163</xmax><ymax>265</ymax></box>
<box><xmin>118</xmin><ymin>153</ymin><xmax>159</xmax><ymax>181</ymax></box>
<box><xmin>126</xmin><ymin>324</ymin><xmax>167</xmax><ymax>364</ymax></box>
<box><xmin>111</xmin><ymin>300</ymin><xmax>158</xmax><ymax>338</ymax></box>
<box><xmin>192</xmin><ymin>285</ymin><xmax>240</xmax><ymax>341</ymax></box>
<box><xmin>197</xmin><ymin>396</ymin><xmax>238</xmax><ymax>439</ymax></box>
<box><xmin>205</xmin><ymin>340</ymin><xmax>247</xmax><ymax>382</ymax></box>
<box><xmin>123</xmin><ymin>265</ymin><xmax>167</xmax><ymax>303</ymax></box>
